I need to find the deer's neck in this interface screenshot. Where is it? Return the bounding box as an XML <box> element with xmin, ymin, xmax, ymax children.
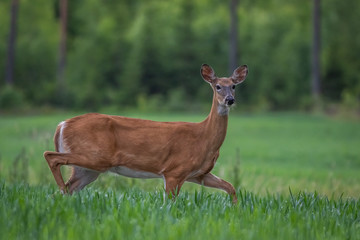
<box><xmin>202</xmin><ymin>93</ymin><xmax>229</xmax><ymax>151</ymax></box>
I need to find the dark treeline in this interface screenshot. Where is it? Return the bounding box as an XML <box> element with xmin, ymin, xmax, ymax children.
<box><xmin>0</xmin><ymin>0</ymin><xmax>359</xmax><ymax>111</ymax></box>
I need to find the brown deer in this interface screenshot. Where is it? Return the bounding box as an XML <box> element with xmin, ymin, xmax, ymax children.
<box><xmin>44</xmin><ymin>64</ymin><xmax>248</xmax><ymax>203</ymax></box>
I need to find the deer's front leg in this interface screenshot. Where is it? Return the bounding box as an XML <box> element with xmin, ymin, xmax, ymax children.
<box><xmin>189</xmin><ymin>173</ymin><xmax>237</xmax><ymax>204</ymax></box>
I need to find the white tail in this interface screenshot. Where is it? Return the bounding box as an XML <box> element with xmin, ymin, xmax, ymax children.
<box><xmin>44</xmin><ymin>64</ymin><xmax>248</xmax><ymax>203</ymax></box>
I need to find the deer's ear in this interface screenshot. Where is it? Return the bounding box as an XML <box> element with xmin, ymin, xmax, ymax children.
<box><xmin>231</xmin><ymin>65</ymin><xmax>248</xmax><ymax>85</ymax></box>
<box><xmin>201</xmin><ymin>64</ymin><xmax>216</xmax><ymax>83</ymax></box>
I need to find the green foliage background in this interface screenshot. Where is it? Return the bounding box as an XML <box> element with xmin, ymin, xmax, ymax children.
<box><xmin>0</xmin><ymin>0</ymin><xmax>359</xmax><ymax>111</ymax></box>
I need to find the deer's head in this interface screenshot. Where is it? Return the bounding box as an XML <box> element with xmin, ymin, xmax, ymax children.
<box><xmin>201</xmin><ymin>64</ymin><xmax>248</xmax><ymax>115</ymax></box>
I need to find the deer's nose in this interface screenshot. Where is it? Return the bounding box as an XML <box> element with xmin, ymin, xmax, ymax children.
<box><xmin>225</xmin><ymin>96</ymin><xmax>235</xmax><ymax>106</ymax></box>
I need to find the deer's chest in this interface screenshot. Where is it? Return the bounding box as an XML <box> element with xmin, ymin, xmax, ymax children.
<box><xmin>204</xmin><ymin>150</ymin><xmax>220</xmax><ymax>173</ymax></box>
<box><xmin>189</xmin><ymin>150</ymin><xmax>219</xmax><ymax>178</ymax></box>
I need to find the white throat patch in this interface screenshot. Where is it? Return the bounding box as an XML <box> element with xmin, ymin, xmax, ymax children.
<box><xmin>217</xmin><ymin>104</ymin><xmax>230</xmax><ymax>116</ymax></box>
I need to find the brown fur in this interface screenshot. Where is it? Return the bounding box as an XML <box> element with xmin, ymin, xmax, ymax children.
<box><xmin>44</xmin><ymin>64</ymin><xmax>248</xmax><ymax>203</ymax></box>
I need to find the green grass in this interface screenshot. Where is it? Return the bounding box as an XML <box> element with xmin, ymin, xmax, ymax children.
<box><xmin>0</xmin><ymin>112</ymin><xmax>359</xmax><ymax>239</ymax></box>
<box><xmin>1</xmin><ymin>182</ymin><xmax>359</xmax><ymax>240</ymax></box>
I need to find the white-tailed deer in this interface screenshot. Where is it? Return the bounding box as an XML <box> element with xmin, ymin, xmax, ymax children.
<box><xmin>44</xmin><ymin>64</ymin><xmax>248</xmax><ymax>203</ymax></box>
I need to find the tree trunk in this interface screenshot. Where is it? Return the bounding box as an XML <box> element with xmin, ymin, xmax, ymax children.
<box><xmin>229</xmin><ymin>0</ymin><xmax>239</xmax><ymax>74</ymax></box>
<box><xmin>57</xmin><ymin>0</ymin><xmax>68</xmax><ymax>86</ymax></box>
<box><xmin>311</xmin><ymin>0</ymin><xmax>321</xmax><ymax>101</ymax></box>
<box><xmin>5</xmin><ymin>0</ymin><xmax>19</xmax><ymax>86</ymax></box>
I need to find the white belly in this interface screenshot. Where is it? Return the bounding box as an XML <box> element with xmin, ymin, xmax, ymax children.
<box><xmin>109</xmin><ymin>166</ymin><xmax>161</xmax><ymax>179</ymax></box>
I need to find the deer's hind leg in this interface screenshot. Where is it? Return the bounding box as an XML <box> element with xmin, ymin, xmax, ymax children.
<box><xmin>44</xmin><ymin>151</ymin><xmax>105</xmax><ymax>193</ymax></box>
<box><xmin>66</xmin><ymin>166</ymin><xmax>100</xmax><ymax>193</ymax></box>
<box><xmin>44</xmin><ymin>151</ymin><xmax>68</xmax><ymax>193</ymax></box>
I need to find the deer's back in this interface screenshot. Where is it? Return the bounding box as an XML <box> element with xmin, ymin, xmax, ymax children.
<box><xmin>55</xmin><ymin>113</ymin><xmax>207</xmax><ymax>173</ymax></box>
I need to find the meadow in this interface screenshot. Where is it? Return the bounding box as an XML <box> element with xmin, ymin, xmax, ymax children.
<box><xmin>0</xmin><ymin>112</ymin><xmax>359</xmax><ymax>239</ymax></box>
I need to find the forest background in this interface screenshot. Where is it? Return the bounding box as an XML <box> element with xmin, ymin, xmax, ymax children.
<box><xmin>0</xmin><ymin>0</ymin><xmax>359</xmax><ymax>114</ymax></box>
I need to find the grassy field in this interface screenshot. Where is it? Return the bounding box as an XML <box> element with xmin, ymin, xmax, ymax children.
<box><xmin>0</xmin><ymin>112</ymin><xmax>359</xmax><ymax>239</ymax></box>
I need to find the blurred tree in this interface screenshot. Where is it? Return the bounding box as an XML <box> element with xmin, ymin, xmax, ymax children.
<box><xmin>311</xmin><ymin>0</ymin><xmax>321</xmax><ymax>102</ymax></box>
<box><xmin>172</xmin><ymin>0</ymin><xmax>200</xmax><ymax>96</ymax></box>
<box><xmin>14</xmin><ymin>0</ymin><xmax>58</xmax><ymax>104</ymax></box>
<box><xmin>119</xmin><ymin>0</ymin><xmax>200</xmax><ymax>106</ymax></box>
<box><xmin>322</xmin><ymin>0</ymin><xmax>360</xmax><ymax>103</ymax></box>
<box><xmin>5</xmin><ymin>0</ymin><xmax>19</xmax><ymax>86</ymax></box>
<box><xmin>229</xmin><ymin>0</ymin><xmax>239</xmax><ymax>75</ymax></box>
<box><xmin>239</xmin><ymin>1</ymin><xmax>311</xmax><ymax>109</ymax></box>
<box><xmin>66</xmin><ymin>0</ymin><xmax>135</xmax><ymax>109</ymax></box>
<box><xmin>57</xmin><ymin>0</ymin><xmax>68</xmax><ymax>87</ymax></box>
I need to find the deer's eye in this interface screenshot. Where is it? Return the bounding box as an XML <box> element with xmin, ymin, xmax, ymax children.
<box><xmin>232</xmin><ymin>85</ymin><xmax>235</xmax><ymax>90</ymax></box>
<box><xmin>216</xmin><ymin>85</ymin><xmax>221</xmax><ymax>91</ymax></box>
